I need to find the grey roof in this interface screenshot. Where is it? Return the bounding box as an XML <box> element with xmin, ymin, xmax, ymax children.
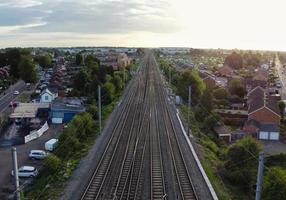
<box><xmin>247</xmin><ymin>87</ymin><xmax>280</xmax><ymax>115</ymax></box>
<box><xmin>51</xmin><ymin>102</ymin><xmax>85</xmax><ymax>112</ymax></box>
<box><xmin>51</xmin><ymin>97</ymin><xmax>86</xmax><ymax>112</ymax></box>
<box><xmin>213</xmin><ymin>125</ymin><xmax>231</xmax><ymax>135</ymax></box>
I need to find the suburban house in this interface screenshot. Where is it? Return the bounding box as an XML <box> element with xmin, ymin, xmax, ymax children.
<box><xmin>253</xmin><ymin>68</ymin><xmax>268</xmax><ymax>82</ymax></box>
<box><xmin>117</xmin><ymin>53</ymin><xmax>132</xmax><ymax>70</ymax></box>
<box><xmin>199</xmin><ymin>71</ymin><xmax>216</xmax><ymax>88</ymax></box>
<box><xmin>50</xmin><ymin>97</ymin><xmax>86</xmax><ymax>124</ymax></box>
<box><xmin>247</xmin><ymin>86</ymin><xmax>280</xmax><ymax>124</ymax></box>
<box><xmin>243</xmin><ymin>86</ymin><xmax>281</xmax><ymax>140</ymax></box>
<box><xmin>243</xmin><ymin>77</ymin><xmax>267</xmax><ymax>93</ymax></box>
<box><xmin>218</xmin><ymin>65</ymin><xmax>233</xmax><ymax>77</ymax></box>
<box><xmin>40</xmin><ymin>88</ymin><xmax>58</xmax><ymax>103</ymax></box>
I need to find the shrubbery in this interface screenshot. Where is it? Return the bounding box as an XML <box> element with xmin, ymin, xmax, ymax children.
<box><xmin>224</xmin><ymin>136</ymin><xmax>262</xmax><ymax>193</ymax></box>
<box><xmin>44</xmin><ymin>154</ymin><xmax>61</xmax><ymax>173</ymax></box>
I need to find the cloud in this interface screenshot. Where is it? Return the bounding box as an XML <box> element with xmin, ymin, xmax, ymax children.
<box><xmin>0</xmin><ymin>22</ymin><xmax>46</xmax><ymax>34</ymax></box>
<box><xmin>1</xmin><ymin>0</ymin><xmax>285</xmax><ymax>50</ymax></box>
<box><xmin>0</xmin><ymin>0</ymin><xmax>43</xmax><ymax>8</ymax></box>
<box><xmin>0</xmin><ymin>0</ymin><xmax>180</xmax><ymax>35</ymax></box>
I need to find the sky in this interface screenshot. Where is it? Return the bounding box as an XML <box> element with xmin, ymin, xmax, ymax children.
<box><xmin>0</xmin><ymin>0</ymin><xmax>286</xmax><ymax>50</ymax></box>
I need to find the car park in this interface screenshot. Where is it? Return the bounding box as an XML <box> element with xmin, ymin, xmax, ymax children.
<box><xmin>29</xmin><ymin>150</ymin><xmax>48</xmax><ymax>160</ymax></box>
<box><xmin>11</xmin><ymin>166</ymin><xmax>39</xmax><ymax>178</ymax></box>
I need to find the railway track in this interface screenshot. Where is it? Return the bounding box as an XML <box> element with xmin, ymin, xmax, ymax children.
<box><xmin>154</xmin><ymin>63</ymin><xmax>198</xmax><ymax>200</ymax></box>
<box><xmin>80</xmin><ymin>53</ymin><xmax>203</xmax><ymax>200</ymax></box>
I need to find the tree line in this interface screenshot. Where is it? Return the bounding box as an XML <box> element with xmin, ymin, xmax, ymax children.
<box><xmin>0</xmin><ymin>48</ymin><xmax>38</xmax><ymax>83</ymax></box>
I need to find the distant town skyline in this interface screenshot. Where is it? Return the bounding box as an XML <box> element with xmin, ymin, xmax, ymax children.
<box><xmin>0</xmin><ymin>0</ymin><xmax>286</xmax><ymax>51</ymax></box>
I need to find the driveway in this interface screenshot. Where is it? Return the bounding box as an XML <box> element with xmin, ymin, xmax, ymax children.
<box><xmin>262</xmin><ymin>140</ymin><xmax>286</xmax><ymax>155</ymax></box>
<box><xmin>0</xmin><ymin>125</ymin><xmax>62</xmax><ymax>199</ymax></box>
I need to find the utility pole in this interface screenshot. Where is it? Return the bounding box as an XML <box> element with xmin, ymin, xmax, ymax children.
<box><xmin>12</xmin><ymin>147</ymin><xmax>20</xmax><ymax>200</ymax></box>
<box><xmin>255</xmin><ymin>152</ymin><xmax>265</xmax><ymax>200</ymax></box>
<box><xmin>169</xmin><ymin>66</ymin><xmax>171</xmax><ymax>85</ymax></box>
<box><xmin>123</xmin><ymin>67</ymin><xmax>126</xmax><ymax>89</ymax></box>
<box><xmin>98</xmin><ymin>85</ymin><xmax>102</xmax><ymax>134</ymax></box>
<box><xmin>188</xmin><ymin>86</ymin><xmax>191</xmax><ymax>136</ymax></box>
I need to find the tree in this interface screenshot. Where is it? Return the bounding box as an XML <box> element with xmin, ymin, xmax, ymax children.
<box><xmin>56</xmin><ymin>112</ymin><xmax>97</xmax><ymax>158</ymax></box>
<box><xmin>225</xmin><ymin>136</ymin><xmax>262</xmax><ymax>193</ymax></box>
<box><xmin>213</xmin><ymin>87</ymin><xmax>230</xmax><ymax>100</ymax></box>
<box><xmin>278</xmin><ymin>101</ymin><xmax>285</xmax><ymax>116</ymax></box>
<box><xmin>177</xmin><ymin>70</ymin><xmax>206</xmax><ymax>104</ymax></box>
<box><xmin>18</xmin><ymin>56</ymin><xmax>37</xmax><ymax>83</ymax></box>
<box><xmin>75</xmin><ymin>53</ymin><xmax>83</xmax><ymax>65</ymax></box>
<box><xmin>102</xmin><ymin>82</ymin><xmax>116</xmax><ymax>105</ymax></box>
<box><xmin>38</xmin><ymin>54</ymin><xmax>52</xmax><ymax>68</ymax></box>
<box><xmin>229</xmin><ymin>79</ymin><xmax>246</xmax><ymax>98</ymax></box>
<box><xmin>224</xmin><ymin>52</ymin><xmax>243</xmax><ymax>69</ymax></box>
<box><xmin>73</xmin><ymin>69</ymin><xmax>90</xmax><ymax>95</ymax></box>
<box><xmin>203</xmin><ymin>114</ymin><xmax>221</xmax><ymax>130</ymax></box>
<box><xmin>262</xmin><ymin>167</ymin><xmax>286</xmax><ymax>200</ymax></box>
<box><xmin>85</xmin><ymin>54</ymin><xmax>100</xmax><ymax>66</ymax></box>
<box><xmin>243</xmin><ymin>51</ymin><xmax>261</xmax><ymax>67</ymax></box>
<box><xmin>86</xmin><ymin>101</ymin><xmax>98</xmax><ymax>119</ymax></box>
<box><xmin>112</xmin><ymin>74</ymin><xmax>124</xmax><ymax>91</ymax></box>
<box><xmin>6</xmin><ymin>48</ymin><xmax>21</xmax><ymax>78</ymax></box>
<box><xmin>194</xmin><ymin>89</ymin><xmax>214</xmax><ymax>121</ymax></box>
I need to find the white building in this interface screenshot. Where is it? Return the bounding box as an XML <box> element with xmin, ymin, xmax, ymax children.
<box><xmin>40</xmin><ymin>88</ymin><xmax>58</xmax><ymax>103</ymax></box>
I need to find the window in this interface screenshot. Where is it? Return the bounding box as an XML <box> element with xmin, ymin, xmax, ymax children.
<box><xmin>45</xmin><ymin>95</ymin><xmax>49</xmax><ymax>101</ymax></box>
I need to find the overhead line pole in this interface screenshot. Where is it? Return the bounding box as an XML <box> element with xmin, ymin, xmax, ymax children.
<box><xmin>188</xmin><ymin>86</ymin><xmax>191</xmax><ymax>136</ymax></box>
<box><xmin>98</xmin><ymin>85</ymin><xmax>102</xmax><ymax>134</ymax></box>
<box><xmin>12</xmin><ymin>147</ymin><xmax>20</xmax><ymax>200</ymax></box>
<box><xmin>169</xmin><ymin>66</ymin><xmax>171</xmax><ymax>85</ymax></box>
<box><xmin>255</xmin><ymin>152</ymin><xmax>265</xmax><ymax>200</ymax></box>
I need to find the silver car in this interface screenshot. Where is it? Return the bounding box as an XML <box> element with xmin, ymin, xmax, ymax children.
<box><xmin>11</xmin><ymin>166</ymin><xmax>39</xmax><ymax>178</ymax></box>
<box><xmin>29</xmin><ymin>150</ymin><xmax>48</xmax><ymax>160</ymax></box>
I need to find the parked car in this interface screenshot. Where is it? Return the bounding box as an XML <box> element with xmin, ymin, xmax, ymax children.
<box><xmin>13</xmin><ymin>90</ymin><xmax>19</xmax><ymax>95</ymax></box>
<box><xmin>29</xmin><ymin>150</ymin><xmax>48</xmax><ymax>160</ymax></box>
<box><xmin>11</xmin><ymin>166</ymin><xmax>39</xmax><ymax>178</ymax></box>
<box><xmin>45</xmin><ymin>139</ymin><xmax>58</xmax><ymax>151</ymax></box>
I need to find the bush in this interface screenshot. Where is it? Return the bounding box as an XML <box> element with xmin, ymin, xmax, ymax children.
<box><xmin>225</xmin><ymin>136</ymin><xmax>262</xmax><ymax>193</ymax></box>
<box><xmin>265</xmin><ymin>153</ymin><xmax>286</xmax><ymax>168</ymax></box>
<box><xmin>262</xmin><ymin>167</ymin><xmax>286</xmax><ymax>200</ymax></box>
<box><xmin>44</xmin><ymin>155</ymin><xmax>61</xmax><ymax>173</ymax></box>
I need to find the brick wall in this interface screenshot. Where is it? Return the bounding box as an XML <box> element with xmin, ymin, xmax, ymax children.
<box><xmin>249</xmin><ymin>107</ymin><xmax>280</xmax><ymax>124</ymax></box>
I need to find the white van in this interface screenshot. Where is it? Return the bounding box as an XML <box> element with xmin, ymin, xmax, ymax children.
<box><xmin>45</xmin><ymin>139</ymin><xmax>58</xmax><ymax>151</ymax></box>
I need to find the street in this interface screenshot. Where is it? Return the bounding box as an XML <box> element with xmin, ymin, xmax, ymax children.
<box><xmin>275</xmin><ymin>55</ymin><xmax>286</xmax><ymax>100</ymax></box>
<box><xmin>0</xmin><ymin>80</ymin><xmax>26</xmax><ymax>115</ymax></box>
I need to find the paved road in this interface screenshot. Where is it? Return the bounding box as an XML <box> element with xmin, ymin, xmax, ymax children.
<box><xmin>275</xmin><ymin>55</ymin><xmax>286</xmax><ymax>100</ymax></box>
<box><xmin>0</xmin><ymin>80</ymin><xmax>26</xmax><ymax>114</ymax></box>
